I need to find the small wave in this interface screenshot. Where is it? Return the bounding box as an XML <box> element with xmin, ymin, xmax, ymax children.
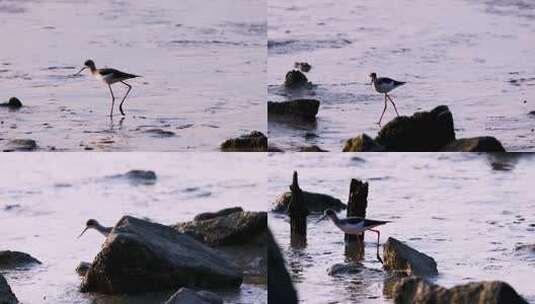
<box><xmin>268</xmin><ymin>38</ymin><xmax>352</xmax><ymax>55</ymax></box>
<box><xmin>168</xmin><ymin>39</ymin><xmax>257</xmax><ymax>48</ymax></box>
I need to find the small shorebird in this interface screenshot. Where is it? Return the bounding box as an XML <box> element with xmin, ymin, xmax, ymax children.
<box><xmin>369</xmin><ymin>72</ymin><xmax>406</xmax><ymax>125</ymax></box>
<box><xmin>317</xmin><ymin>209</ymin><xmax>390</xmax><ymax>263</ymax></box>
<box><xmin>77</xmin><ymin>219</ymin><xmax>112</xmax><ymax>238</ymax></box>
<box><xmin>74</xmin><ymin>59</ymin><xmax>141</xmax><ymax>117</ymax></box>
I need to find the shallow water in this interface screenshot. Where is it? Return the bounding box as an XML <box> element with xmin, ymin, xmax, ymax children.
<box><xmin>268</xmin><ymin>0</ymin><xmax>535</xmax><ymax>151</ymax></box>
<box><xmin>268</xmin><ymin>153</ymin><xmax>535</xmax><ymax>303</ymax></box>
<box><xmin>0</xmin><ymin>153</ymin><xmax>267</xmax><ymax>303</ymax></box>
<box><xmin>0</xmin><ymin>0</ymin><xmax>266</xmax><ymax>151</ymax></box>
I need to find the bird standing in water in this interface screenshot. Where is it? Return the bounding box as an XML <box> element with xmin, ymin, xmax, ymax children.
<box><xmin>75</xmin><ymin>59</ymin><xmax>141</xmax><ymax>117</ymax></box>
<box><xmin>77</xmin><ymin>219</ymin><xmax>112</xmax><ymax>238</ymax></box>
<box><xmin>317</xmin><ymin>209</ymin><xmax>390</xmax><ymax>263</ymax></box>
<box><xmin>369</xmin><ymin>72</ymin><xmax>406</xmax><ymax>126</ymax></box>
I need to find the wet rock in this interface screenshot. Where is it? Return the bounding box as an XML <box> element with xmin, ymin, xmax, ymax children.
<box><xmin>284</xmin><ymin>70</ymin><xmax>310</xmax><ymax>89</ymax></box>
<box><xmin>343</xmin><ymin>133</ymin><xmax>386</xmax><ymax>152</ymax></box>
<box><xmin>76</xmin><ymin>262</ymin><xmax>92</xmax><ymax>277</ymax></box>
<box><xmin>220</xmin><ymin>131</ymin><xmax>267</xmax><ymax>152</ymax></box>
<box><xmin>515</xmin><ymin>244</ymin><xmax>535</xmax><ymax>253</ymax></box>
<box><xmin>2</xmin><ymin>139</ymin><xmax>37</xmax><ymax>152</ymax></box>
<box><xmin>0</xmin><ymin>97</ymin><xmax>22</xmax><ymax>109</ymax></box>
<box><xmin>0</xmin><ymin>274</ymin><xmax>18</xmax><ymax>304</ymax></box>
<box><xmin>383</xmin><ymin>237</ymin><xmax>438</xmax><ymax>277</ymax></box>
<box><xmin>393</xmin><ymin>276</ymin><xmax>528</xmax><ymax>304</ymax></box>
<box><xmin>268</xmin><ymin>229</ymin><xmax>298</xmax><ymax>304</ymax></box>
<box><xmin>298</xmin><ymin>145</ymin><xmax>327</xmax><ymax>152</ymax></box>
<box><xmin>142</xmin><ymin>128</ymin><xmax>175</xmax><ymax>137</ymax></box>
<box><xmin>80</xmin><ymin>216</ymin><xmax>242</xmax><ymax>294</ymax></box>
<box><xmin>294</xmin><ymin>62</ymin><xmax>312</xmax><ymax>73</ymax></box>
<box><xmin>0</xmin><ymin>250</ymin><xmax>41</xmax><ymax>269</ymax></box>
<box><xmin>328</xmin><ymin>263</ymin><xmax>364</xmax><ymax>276</ymax></box>
<box><xmin>268</xmin><ymin>99</ymin><xmax>320</xmax><ymax>122</ymax></box>
<box><xmin>272</xmin><ymin>191</ymin><xmax>346</xmax><ymax>214</ymax></box>
<box><xmin>165</xmin><ymin>288</ymin><xmax>222</xmax><ymax>304</ymax></box>
<box><xmin>193</xmin><ymin>207</ymin><xmax>243</xmax><ymax>221</ymax></box>
<box><xmin>123</xmin><ymin>170</ymin><xmax>157</xmax><ymax>181</ymax></box>
<box><xmin>175</xmin><ymin>211</ymin><xmax>267</xmax><ymax>246</ymax></box>
<box><xmin>440</xmin><ymin>137</ymin><xmax>506</xmax><ymax>152</ymax></box>
<box><xmin>375</xmin><ymin>105</ymin><xmax>455</xmax><ymax>151</ymax></box>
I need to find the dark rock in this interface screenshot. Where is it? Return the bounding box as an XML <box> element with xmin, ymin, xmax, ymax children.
<box><xmin>80</xmin><ymin>216</ymin><xmax>242</xmax><ymax>294</ymax></box>
<box><xmin>272</xmin><ymin>191</ymin><xmax>346</xmax><ymax>214</ymax></box>
<box><xmin>440</xmin><ymin>137</ymin><xmax>506</xmax><ymax>152</ymax></box>
<box><xmin>76</xmin><ymin>262</ymin><xmax>92</xmax><ymax>277</ymax></box>
<box><xmin>343</xmin><ymin>133</ymin><xmax>386</xmax><ymax>152</ymax></box>
<box><xmin>268</xmin><ymin>145</ymin><xmax>284</xmax><ymax>152</ymax></box>
<box><xmin>393</xmin><ymin>276</ymin><xmax>528</xmax><ymax>304</ymax></box>
<box><xmin>268</xmin><ymin>229</ymin><xmax>298</xmax><ymax>304</ymax></box>
<box><xmin>515</xmin><ymin>244</ymin><xmax>535</xmax><ymax>253</ymax></box>
<box><xmin>298</xmin><ymin>145</ymin><xmax>327</xmax><ymax>152</ymax></box>
<box><xmin>220</xmin><ymin>131</ymin><xmax>267</xmax><ymax>152</ymax></box>
<box><xmin>142</xmin><ymin>128</ymin><xmax>175</xmax><ymax>137</ymax></box>
<box><xmin>284</xmin><ymin>70</ymin><xmax>310</xmax><ymax>89</ymax></box>
<box><xmin>0</xmin><ymin>274</ymin><xmax>18</xmax><ymax>304</ymax></box>
<box><xmin>268</xmin><ymin>99</ymin><xmax>320</xmax><ymax>122</ymax></box>
<box><xmin>3</xmin><ymin>139</ymin><xmax>37</xmax><ymax>152</ymax></box>
<box><xmin>0</xmin><ymin>250</ymin><xmax>41</xmax><ymax>269</ymax></box>
<box><xmin>0</xmin><ymin>97</ymin><xmax>22</xmax><ymax>109</ymax></box>
<box><xmin>175</xmin><ymin>211</ymin><xmax>267</xmax><ymax>246</ymax></box>
<box><xmin>193</xmin><ymin>207</ymin><xmax>243</xmax><ymax>221</ymax></box>
<box><xmin>165</xmin><ymin>288</ymin><xmax>222</xmax><ymax>304</ymax></box>
<box><xmin>123</xmin><ymin>170</ymin><xmax>157</xmax><ymax>181</ymax></box>
<box><xmin>375</xmin><ymin>105</ymin><xmax>455</xmax><ymax>151</ymax></box>
<box><xmin>383</xmin><ymin>237</ymin><xmax>438</xmax><ymax>277</ymax></box>
<box><xmin>328</xmin><ymin>263</ymin><xmax>364</xmax><ymax>276</ymax></box>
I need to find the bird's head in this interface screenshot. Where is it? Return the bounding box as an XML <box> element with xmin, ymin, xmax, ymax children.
<box><xmin>84</xmin><ymin>59</ymin><xmax>96</xmax><ymax>70</ymax></box>
<box><xmin>78</xmin><ymin>219</ymin><xmax>99</xmax><ymax>238</ymax></box>
<box><xmin>316</xmin><ymin>208</ymin><xmax>337</xmax><ymax>223</ymax></box>
<box><xmin>369</xmin><ymin>72</ymin><xmax>377</xmax><ymax>82</ymax></box>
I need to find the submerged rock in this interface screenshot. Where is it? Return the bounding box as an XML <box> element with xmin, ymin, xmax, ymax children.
<box><xmin>375</xmin><ymin>105</ymin><xmax>455</xmax><ymax>151</ymax></box>
<box><xmin>220</xmin><ymin>131</ymin><xmax>267</xmax><ymax>152</ymax></box>
<box><xmin>328</xmin><ymin>263</ymin><xmax>364</xmax><ymax>276</ymax></box>
<box><xmin>122</xmin><ymin>170</ymin><xmax>157</xmax><ymax>181</ymax></box>
<box><xmin>2</xmin><ymin>139</ymin><xmax>37</xmax><ymax>152</ymax></box>
<box><xmin>193</xmin><ymin>207</ymin><xmax>243</xmax><ymax>221</ymax></box>
<box><xmin>298</xmin><ymin>145</ymin><xmax>327</xmax><ymax>152</ymax></box>
<box><xmin>383</xmin><ymin>237</ymin><xmax>438</xmax><ymax>277</ymax></box>
<box><xmin>0</xmin><ymin>97</ymin><xmax>22</xmax><ymax>109</ymax></box>
<box><xmin>0</xmin><ymin>274</ymin><xmax>18</xmax><ymax>304</ymax></box>
<box><xmin>165</xmin><ymin>288</ymin><xmax>222</xmax><ymax>304</ymax></box>
<box><xmin>175</xmin><ymin>211</ymin><xmax>267</xmax><ymax>246</ymax></box>
<box><xmin>440</xmin><ymin>137</ymin><xmax>506</xmax><ymax>152</ymax></box>
<box><xmin>80</xmin><ymin>216</ymin><xmax>243</xmax><ymax>294</ymax></box>
<box><xmin>343</xmin><ymin>133</ymin><xmax>386</xmax><ymax>152</ymax></box>
<box><xmin>268</xmin><ymin>99</ymin><xmax>320</xmax><ymax>122</ymax></box>
<box><xmin>142</xmin><ymin>128</ymin><xmax>175</xmax><ymax>137</ymax></box>
<box><xmin>284</xmin><ymin>70</ymin><xmax>310</xmax><ymax>89</ymax></box>
<box><xmin>268</xmin><ymin>229</ymin><xmax>298</xmax><ymax>304</ymax></box>
<box><xmin>0</xmin><ymin>250</ymin><xmax>41</xmax><ymax>269</ymax></box>
<box><xmin>76</xmin><ymin>262</ymin><xmax>92</xmax><ymax>277</ymax></box>
<box><xmin>393</xmin><ymin>277</ymin><xmax>528</xmax><ymax>304</ymax></box>
<box><xmin>272</xmin><ymin>191</ymin><xmax>346</xmax><ymax>214</ymax></box>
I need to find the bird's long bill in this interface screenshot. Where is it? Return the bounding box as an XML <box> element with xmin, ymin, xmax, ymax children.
<box><xmin>315</xmin><ymin>214</ymin><xmax>327</xmax><ymax>224</ymax></box>
<box><xmin>74</xmin><ymin>67</ymin><xmax>86</xmax><ymax>76</ymax></box>
<box><xmin>77</xmin><ymin>227</ymin><xmax>89</xmax><ymax>238</ymax></box>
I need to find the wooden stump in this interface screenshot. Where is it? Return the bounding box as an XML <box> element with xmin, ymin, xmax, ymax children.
<box><xmin>288</xmin><ymin>171</ymin><xmax>309</xmax><ymax>247</ymax></box>
<box><xmin>344</xmin><ymin>178</ymin><xmax>368</xmax><ymax>260</ymax></box>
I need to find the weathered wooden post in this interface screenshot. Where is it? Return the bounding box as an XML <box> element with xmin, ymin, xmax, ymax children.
<box><xmin>345</xmin><ymin>178</ymin><xmax>368</xmax><ymax>260</ymax></box>
<box><xmin>288</xmin><ymin>171</ymin><xmax>309</xmax><ymax>247</ymax></box>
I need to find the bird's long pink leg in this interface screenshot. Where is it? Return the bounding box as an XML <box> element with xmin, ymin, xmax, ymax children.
<box><xmin>386</xmin><ymin>94</ymin><xmax>400</xmax><ymax>117</ymax></box>
<box><xmin>369</xmin><ymin>229</ymin><xmax>383</xmax><ymax>264</ymax></box>
<box><xmin>378</xmin><ymin>94</ymin><xmax>388</xmax><ymax>125</ymax></box>
<box><xmin>108</xmin><ymin>84</ymin><xmax>115</xmax><ymax>117</ymax></box>
<box><xmin>119</xmin><ymin>81</ymin><xmax>132</xmax><ymax>116</ymax></box>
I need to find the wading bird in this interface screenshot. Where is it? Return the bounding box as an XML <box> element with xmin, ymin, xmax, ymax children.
<box><xmin>317</xmin><ymin>209</ymin><xmax>389</xmax><ymax>263</ymax></box>
<box><xmin>75</xmin><ymin>59</ymin><xmax>141</xmax><ymax>117</ymax></box>
<box><xmin>369</xmin><ymin>72</ymin><xmax>406</xmax><ymax>125</ymax></box>
<box><xmin>77</xmin><ymin>219</ymin><xmax>112</xmax><ymax>238</ymax></box>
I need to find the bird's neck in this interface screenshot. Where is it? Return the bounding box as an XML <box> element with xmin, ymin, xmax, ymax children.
<box><xmin>93</xmin><ymin>223</ymin><xmax>111</xmax><ymax>236</ymax></box>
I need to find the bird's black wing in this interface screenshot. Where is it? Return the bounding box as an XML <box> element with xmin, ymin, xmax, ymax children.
<box><xmin>99</xmin><ymin>68</ymin><xmax>140</xmax><ymax>79</ymax></box>
<box><xmin>363</xmin><ymin>219</ymin><xmax>390</xmax><ymax>227</ymax></box>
